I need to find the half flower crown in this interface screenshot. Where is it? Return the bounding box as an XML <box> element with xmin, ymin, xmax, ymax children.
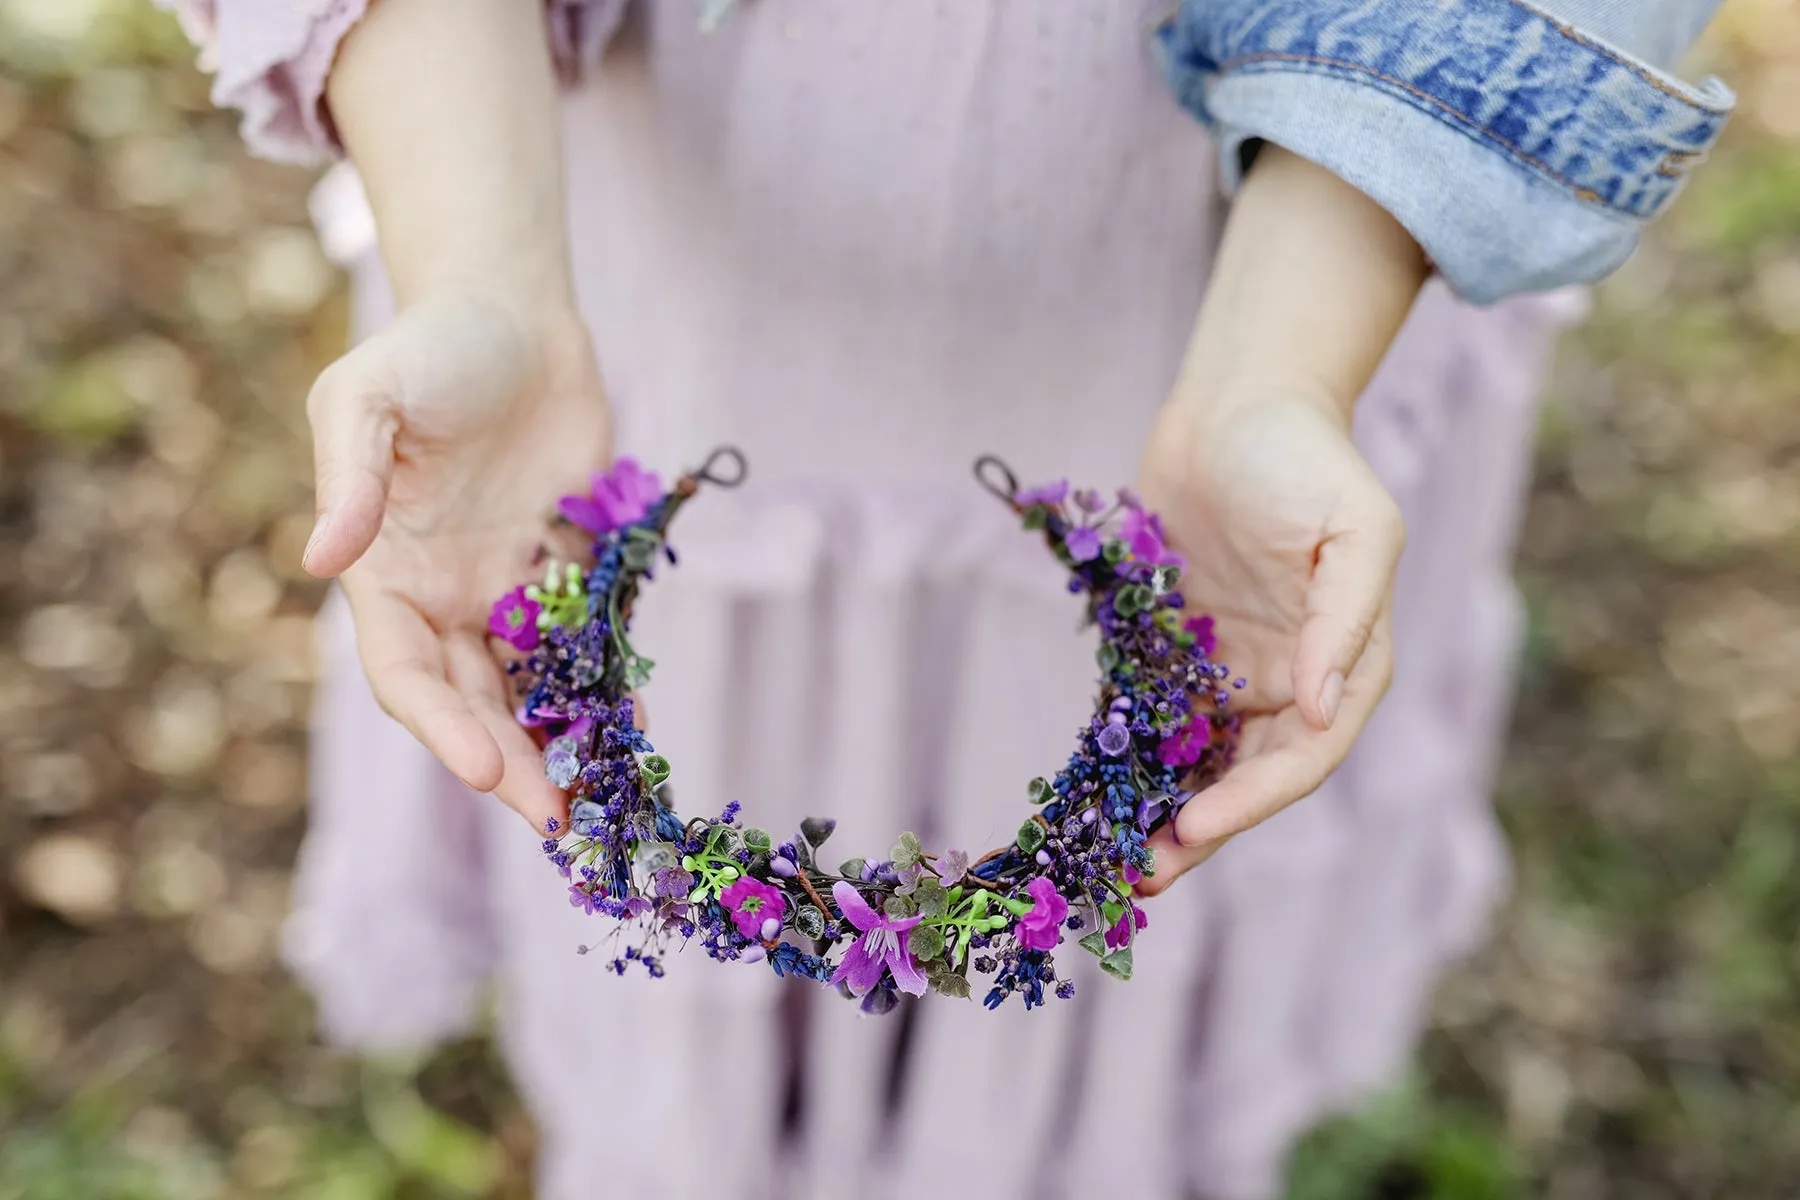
<box><xmin>489</xmin><ymin>450</ymin><xmax>1243</xmax><ymax>1012</ymax></box>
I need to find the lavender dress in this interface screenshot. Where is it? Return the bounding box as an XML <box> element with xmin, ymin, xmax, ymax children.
<box><xmin>174</xmin><ymin>2</ymin><xmax>1579</xmax><ymax>1196</ymax></box>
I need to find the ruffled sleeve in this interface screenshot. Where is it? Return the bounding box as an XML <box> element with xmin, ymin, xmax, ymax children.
<box><xmin>155</xmin><ymin>0</ymin><xmax>631</xmax><ymax>165</ymax></box>
<box><xmin>1154</xmin><ymin>0</ymin><xmax>1735</xmax><ymax>303</ymax></box>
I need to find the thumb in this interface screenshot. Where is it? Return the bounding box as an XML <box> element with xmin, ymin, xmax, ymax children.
<box><xmin>302</xmin><ymin>363</ymin><xmax>400</xmax><ymax>578</ymax></box>
<box><xmin>1292</xmin><ymin>492</ymin><xmax>1403</xmax><ymax>729</ymax></box>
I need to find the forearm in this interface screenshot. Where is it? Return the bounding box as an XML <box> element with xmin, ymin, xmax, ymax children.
<box><xmin>1171</xmin><ymin>144</ymin><xmax>1429</xmax><ymax>426</ymax></box>
<box><xmin>327</xmin><ymin>0</ymin><xmax>573</xmax><ymax>309</ymax></box>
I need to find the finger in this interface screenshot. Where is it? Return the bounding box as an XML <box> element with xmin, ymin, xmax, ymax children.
<box><xmin>446</xmin><ymin>634</ymin><xmax>569</xmax><ymax>834</ymax></box>
<box><xmin>1292</xmin><ymin>492</ymin><xmax>1404</xmax><ymax>730</ymax></box>
<box><xmin>345</xmin><ymin>583</ymin><xmax>505</xmax><ymax>792</ymax></box>
<box><xmin>1177</xmin><ymin>623</ymin><xmax>1392</xmax><ymax>846</ymax></box>
<box><xmin>1134</xmin><ymin>827</ymin><xmax>1229</xmax><ymax>898</ymax></box>
<box><xmin>302</xmin><ymin>362</ymin><xmax>401</xmax><ymax>578</ymax></box>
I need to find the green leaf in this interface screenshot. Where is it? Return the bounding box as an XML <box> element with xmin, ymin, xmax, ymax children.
<box><xmin>926</xmin><ymin>962</ymin><xmax>972</xmax><ymax>999</ymax></box>
<box><xmin>1096</xmin><ymin>643</ymin><xmax>1122</xmax><ymax>672</ymax></box>
<box><xmin>794</xmin><ymin>905</ymin><xmax>826</xmax><ymax>939</ymax></box>
<box><xmin>1016</xmin><ymin>819</ymin><xmax>1046</xmax><ymax>854</ymax></box>
<box><xmin>1099</xmin><ymin>947</ymin><xmax>1134</xmax><ymax>981</ymax></box>
<box><xmin>913</xmin><ymin>878</ymin><xmax>949</xmax><ymax>919</ymax></box>
<box><xmin>743</xmin><ymin>827</ymin><xmax>772</xmax><ymax>853</ymax></box>
<box><xmin>800</xmin><ymin>816</ymin><xmax>836</xmax><ymax>848</ymax></box>
<box><xmin>891</xmin><ymin>831</ymin><xmax>923</xmax><ymax>867</ymax></box>
<box><xmin>639</xmin><ymin>754</ymin><xmax>671</xmax><ymax>785</ymax></box>
<box><xmin>622</xmin><ymin>539</ymin><xmax>658</xmax><ymax>570</ymax></box>
<box><xmin>1078</xmin><ymin>930</ymin><xmax>1109</xmax><ymax>958</ymax></box>
<box><xmin>909</xmin><ymin>924</ymin><xmax>945</xmax><ymax>962</ymax></box>
<box><xmin>1027</xmin><ymin>776</ymin><xmax>1052</xmax><ymax>804</ymax></box>
<box><xmin>1102</xmin><ymin>539</ymin><xmax>1127</xmax><ymax>564</ymax></box>
<box><xmin>1022</xmin><ymin>506</ymin><xmax>1048</xmax><ymax>530</ymax></box>
<box><xmin>838</xmin><ymin>857</ymin><xmax>867</xmax><ymax>880</ymax></box>
<box><xmin>884</xmin><ymin>894</ymin><xmax>917</xmax><ymax>919</ymax></box>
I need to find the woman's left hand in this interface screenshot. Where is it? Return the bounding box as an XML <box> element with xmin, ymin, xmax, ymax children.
<box><xmin>1132</xmin><ymin>387</ymin><xmax>1404</xmax><ymax>895</ymax></box>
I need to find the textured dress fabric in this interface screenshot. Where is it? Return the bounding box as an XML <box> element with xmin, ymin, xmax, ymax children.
<box><xmin>175</xmin><ymin>2</ymin><xmax>1580</xmax><ymax>1196</ymax></box>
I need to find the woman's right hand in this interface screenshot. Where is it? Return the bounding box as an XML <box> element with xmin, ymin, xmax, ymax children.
<box><xmin>302</xmin><ymin>288</ymin><xmax>610</xmax><ymax>834</ymax></box>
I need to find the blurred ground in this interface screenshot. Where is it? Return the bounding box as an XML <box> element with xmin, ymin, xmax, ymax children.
<box><xmin>0</xmin><ymin>3</ymin><xmax>1796</xmax><ymax>1198</ymax></box>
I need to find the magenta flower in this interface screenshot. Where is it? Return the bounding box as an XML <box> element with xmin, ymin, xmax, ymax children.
<box><xmin>1064</xmin><ymin>525</ymin><xmax>1102</xmax><ymax>562</ymax></box>
<box><xmin>1157</xmin><ymin>712</ymin><xmax>1210</xmax><ymax>768</ymax></box>
<box><xmin>1106</xmin><ymin>902</ymin><xmax>1148</xmax><ymax>950</ymax></box>
<box><xmin>1184</xmin><ymin>613</ymin><xmax>1218</xmax><ymax>656</ymax></box>
<box><xmin>488</xmin><ymin>586</ymin><xmax>542</xmax><ymax>651</ymax></box>
<box><xmin>1015</xmin><ymin>479</ymin><xmax>1069</xmax><ymax>507</ymax></box>
<box><xmin>559</xmin><ymin>457</ymin><xmax>663</xmax><ymax>535</ymax></box>
<box><xmin>1120</xmin><ymin>507</ymin><xmax>1183</xmax><ymax>567</ymax></box>
<box><xmin>830</xmin><ymin>881</ymin><xmax>927</xmax><ymax>996</ymax></box>
<box><xmin>1016</xmin><ymin>877</ymin><xmax>1068</xmax><ymax>951</ymax></box>
<box><xmin>720</xmin><ymin>876</ymin><xmax>786</xmax><ymax>941</ymax></box>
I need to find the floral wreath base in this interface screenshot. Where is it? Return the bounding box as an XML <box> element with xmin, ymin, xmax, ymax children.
<box><xmin>490</xmin><ymin>449</ymin><xmax>1243</xmax><ymax>1012</ymax></box>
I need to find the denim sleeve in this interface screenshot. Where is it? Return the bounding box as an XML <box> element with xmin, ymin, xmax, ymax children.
<box><xmin>1154</xmin><ymin>0</ymin><xmax>1734</xmax><ymax>303</ymax></box>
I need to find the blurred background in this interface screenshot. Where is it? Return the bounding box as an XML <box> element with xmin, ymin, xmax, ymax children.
<box><xmin>0</xmin><ymin>2</ymin><xmax>1797</xmax><ymax>1197</ymax></box>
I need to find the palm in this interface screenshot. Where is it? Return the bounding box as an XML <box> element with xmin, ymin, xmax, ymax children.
<box><xmin>305</xmin><ymin>293</ymin><xmax>609</xmax><ymax>830</ymax></box>
<box><xmin>1135</xmin><ymin>395</ymin><xmax>1402</xmax><ymax>890</ymax></box>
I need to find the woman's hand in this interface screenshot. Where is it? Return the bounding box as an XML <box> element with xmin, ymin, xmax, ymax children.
<box><xmin>304</xmin><ymin>0</ymin><xmax>597</xmax><ymax>831</ymax></box>
<box><xmin>304</xmin><ymin>291</ymin><xmax>608</xmax><ymax>833</ymax></box>
<box><xmin>1129</xmin><ymin>144</ymin><xmax>1428</xmax><ymax>893</ymax></box>
<box><xmin>1133</xmin><ymin>390</ymin><xmax>1401</xmax><ymax>894</ymax></box>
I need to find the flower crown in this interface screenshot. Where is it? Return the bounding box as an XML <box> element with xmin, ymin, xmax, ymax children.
<box><xmin>490</xmin><ymin>450</ymin><xmax>1242</xmax><ymax>1012</ymax></box>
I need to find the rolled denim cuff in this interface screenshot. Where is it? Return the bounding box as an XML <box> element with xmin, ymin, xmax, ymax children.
<box><xmin>1154</xmin><ymin>0</ymin><xmax>1735</xmax><ymax>304</ymax></box>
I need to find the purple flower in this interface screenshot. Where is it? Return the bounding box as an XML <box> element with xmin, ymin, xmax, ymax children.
<box><xmin>720</xmin><ymin>876</ymin><xmax>786</xmax><ymax>941</ymax></box>
<box><xmin>1157</xmin><ymin>712</ymin><xmax>1209</xmax><ymax>768</ymax></box>
<box><xmin>1120</xmin><ymin>507</ymin><xmax>1183</xmax><ymax>568</ymax></box>
<box><xmin>1015</xmin><ymin>479</ymin><xmax>1069</xmax><ymax>507</ymax></box>
<box><xmin>1106</xmin><ymin>902</ymin><xmax>1148</xmax><ymax>950</ymax></box>
<box><xmin>1016</xmin><ymin>877</ymin><xmax>1068</xmax><ymax>952</ymax></box>
<box><xmin>1097</xmin><ymin>722</ymin><xmax>1132</xmax><ymax>757</ymax></box>
<box><xmin>936</xmin><ymin>847</ymin><xmax>970</xmax><ymax>883</ymax></box>
<box><xmin>559</xmin><ymin>457</ymin><xmax>663</xmax><ymax>535</ymax></box>
<box><xmin>829</xmin><ymin>881</ymin><xmax>926</xmax><ymax>997</ymax></box>
<box><xmin>568</xmin><ymin>884</ymin><xmax>600</xmax><ymax>916</ymax></box>
<box><xmin>1184</xmin><ymin>613</ymin><xmax>1218</xmax><ymax>656</ymax></box>
<box><xmin>488</xmin><ymin>586</ymin><xmax>542</xmax><ymax>651</ymax></box>
<box><xmin>651</xmin><ymin>865</ymin><xmax>695</xmax><ymax>898</ymax></box>
<box><xmin>1064</xmin><ymin>525</ymin><xmax>1102</xmax><ymax>563</ymax></box>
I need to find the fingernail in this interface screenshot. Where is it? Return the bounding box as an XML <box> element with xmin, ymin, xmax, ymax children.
<box><xmin>1319</xmin><ymin>671</ymin><xmax>1344</xmax><ymax>727</ymax></box>
<box><xmin>302</xmin><ymin>511</ymin><xmax>330</xmax><ymax>570</ymax></box>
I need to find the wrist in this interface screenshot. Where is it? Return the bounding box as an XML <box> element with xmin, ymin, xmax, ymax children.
<box><xmin>397</xmin><ymin>261</ymin><xmax>577</xmax><ymax>321</ymax></box>
<box><xmin>1165</xmin><ymin>371</ymin><xmax>1355</xmax><ymax>436</ymax></box>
